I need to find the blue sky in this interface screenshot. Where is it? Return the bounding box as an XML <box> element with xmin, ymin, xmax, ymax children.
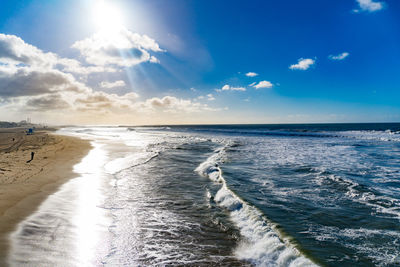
<box><xmin>0</xmin><ymin>0</ymin><xmax>399</xmax><ymax>124</ymax></box>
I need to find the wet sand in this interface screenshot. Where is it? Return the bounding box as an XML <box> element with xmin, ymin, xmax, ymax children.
<box><xmin>0</xmin><ymin>128</ymin><xmax>91</xmax><ymax>265</ymax></box>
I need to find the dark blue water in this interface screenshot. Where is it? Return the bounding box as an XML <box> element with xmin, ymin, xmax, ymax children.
<box><xmin>137</xmin><ymin>123</ymin><xmax>400</xmax><ymax>266</ymax></box>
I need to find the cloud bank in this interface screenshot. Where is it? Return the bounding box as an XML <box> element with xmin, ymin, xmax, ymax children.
<box><xmin>0</xmin><ymin>33</ymin><xmax>221</xmax><ymax>124</ymax></box>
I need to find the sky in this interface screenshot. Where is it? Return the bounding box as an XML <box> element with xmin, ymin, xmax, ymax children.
<box><xmin>0</xmin><ymin>0</ymin><xmax>399</xmax><ymax>125</ymax></box>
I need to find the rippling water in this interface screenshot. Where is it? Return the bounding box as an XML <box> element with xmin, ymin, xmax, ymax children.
<box><xmin>8</xmin><ymin>123</ymin><xmax>400</xmax><ymax>266</ymax></box>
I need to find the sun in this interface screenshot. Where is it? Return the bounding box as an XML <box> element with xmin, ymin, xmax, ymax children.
<box><xmin>92</xmin><ymin>0</ymin><xmax>125</xmax><ymax>35</ymax></box>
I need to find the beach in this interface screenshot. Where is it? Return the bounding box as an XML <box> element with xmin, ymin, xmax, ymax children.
<box><xmin>0</xmin><ymin>128</ymin><xmax>91</xmax><ymax>265</ymax></box>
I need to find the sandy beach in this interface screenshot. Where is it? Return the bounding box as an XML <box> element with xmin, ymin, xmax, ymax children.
<box><xmin>0</xmin><ymin>128</ymin><xmax>91</xmax><ymax>265</ymax></box>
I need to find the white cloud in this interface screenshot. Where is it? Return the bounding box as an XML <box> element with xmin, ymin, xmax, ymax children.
<box><xmin>149</xmin><ymin>56</ymin><xmax>160</xmax><ymax>64</ymax></box>
<box><xmin>196</xmin><ymin>94</ymin><xmax>215</xmax><ymax>101</ymax></box>
<box><xmin>74</xmin><ymin>91</ymin><xmax>139</xmax><ymax>112</ymax></box>
<box><xmin>0</xmin><ymin>65</ymin><xmax>139</xmax><ymax>113</ymax></box>
<box><xmin>329</xmin><ymin>52</ymin><xmax>350</xmax><ymax>61</ymax></box>
<box><xmin>25</xmin><ymin>94</ymin><xmax>70</xmax><ymax>111</ymax></box>
<box><xmin>220</xmin><ymin>84</ymin><xmax>246</xmax><ymax>91</ymax></box>
<box><xmin>0</xmin><ymin>33</ymin><xmax>58</xmax><ymax>68</ymax></box>
<box><xmin>57</xmin><ymin>58</ymin><xmax>117</xmax><ymax>74</ymax></box>
<box><xmin>245</xmin><ymin>72</ymin><xmax>258</xmax><ymax>77</ymax></box>
<box><xmin>0</xmin><ymin>34</ymin><xmax>137</xmax><ymax>113</ymax></box>
<box><xmin>354</xmin><ymin>0</ymin><xmax>385</xmax><ymax>12</ymax></box>
<box><xmin>100</xmin><ymin>80</ymin><xmax>126</xmax><ymax>89</ymax></box>
<box><xmin>207</xmin><ymin>94</ymin><xmax>215</xmax><ymax>101</ymax></box>
<box><xmin>137</xmin><ymin>96</ymin><xmax>219</xmax><ymax>113</ymax></box>
<box><xmin>252</xmin><ymin>80</ymin><xmax>273</xmax><ymax>89</ymax></box>
<box><xmin>249</xmin><ymin>82</ymin><xmax>256</xmax><ymax>87</ymax></box>
<box><xmin>289</xmin><ymin>58</ymin><xmax>315</xmax><ymax>70</ymax></box>
<box><xmin>0</xmin><ymin>67</ymin><xmax>88</xmax><ymax>97</ymax></box>
<box><xmin>0</xmin><ymin>33</ymin><xmax>120</xmax><ymax>74</ymax></box>
<box><xmin>71</xmin><ymin>28</ymin><xmax>164</xmax><ymax>67</ymax></box>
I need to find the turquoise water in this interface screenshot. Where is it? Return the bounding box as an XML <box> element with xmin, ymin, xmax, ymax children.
<box><xmin>9</xmin><ymin>124</ymin><xmax>400</xmax><ymax>266</ymax></box>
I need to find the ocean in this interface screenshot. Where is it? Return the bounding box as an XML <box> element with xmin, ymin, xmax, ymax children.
<box><xmin>8</xmin><ymin>123</ymin><xmax>400</xmax><ymax>266</ymax></box>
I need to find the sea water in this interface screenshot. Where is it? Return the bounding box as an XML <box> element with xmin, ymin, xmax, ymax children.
<box><xmin>8</xmin><ymin>123</ymin><xmax>400</xmax><ymax>266</ymax></box>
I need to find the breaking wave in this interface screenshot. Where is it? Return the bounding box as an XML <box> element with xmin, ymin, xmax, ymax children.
<box><xmin>195</xmin><ymin>143</ymin><xmax>318</xmax><ymax>266</ymax></box>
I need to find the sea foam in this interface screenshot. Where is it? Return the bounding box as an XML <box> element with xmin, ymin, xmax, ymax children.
<box><xmin>195</xmin><ymin>143</ymin><xmax>318</xmax><ymax>266</ymax></box>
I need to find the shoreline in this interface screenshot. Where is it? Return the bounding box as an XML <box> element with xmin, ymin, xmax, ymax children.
<box><xmin>0</xmin><ymin>130</ymin><xmax>91</xmax><ymax>265</ymax></box>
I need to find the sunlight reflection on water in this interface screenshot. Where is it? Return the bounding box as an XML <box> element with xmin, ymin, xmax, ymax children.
<box><xmin>9</xmin><ymin>142</ymin><xmax>111</xmax><ymax>266</ymax></box>
<box><xmin>72</xmin><ymin>143</ymin><xmax>110</xmax><ymax>266</ymax></box>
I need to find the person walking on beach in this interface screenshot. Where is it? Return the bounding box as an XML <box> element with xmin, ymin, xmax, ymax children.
<box><xmin>26</xmin><ymin>152</ymin><xmax>35</xmax><ymax>163</ymax></box>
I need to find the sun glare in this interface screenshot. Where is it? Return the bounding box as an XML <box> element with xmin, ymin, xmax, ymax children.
<box><xmin>92</xmin><ymin>0</ymin><xmax>124</xmax><ymax>34</ymax></box>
